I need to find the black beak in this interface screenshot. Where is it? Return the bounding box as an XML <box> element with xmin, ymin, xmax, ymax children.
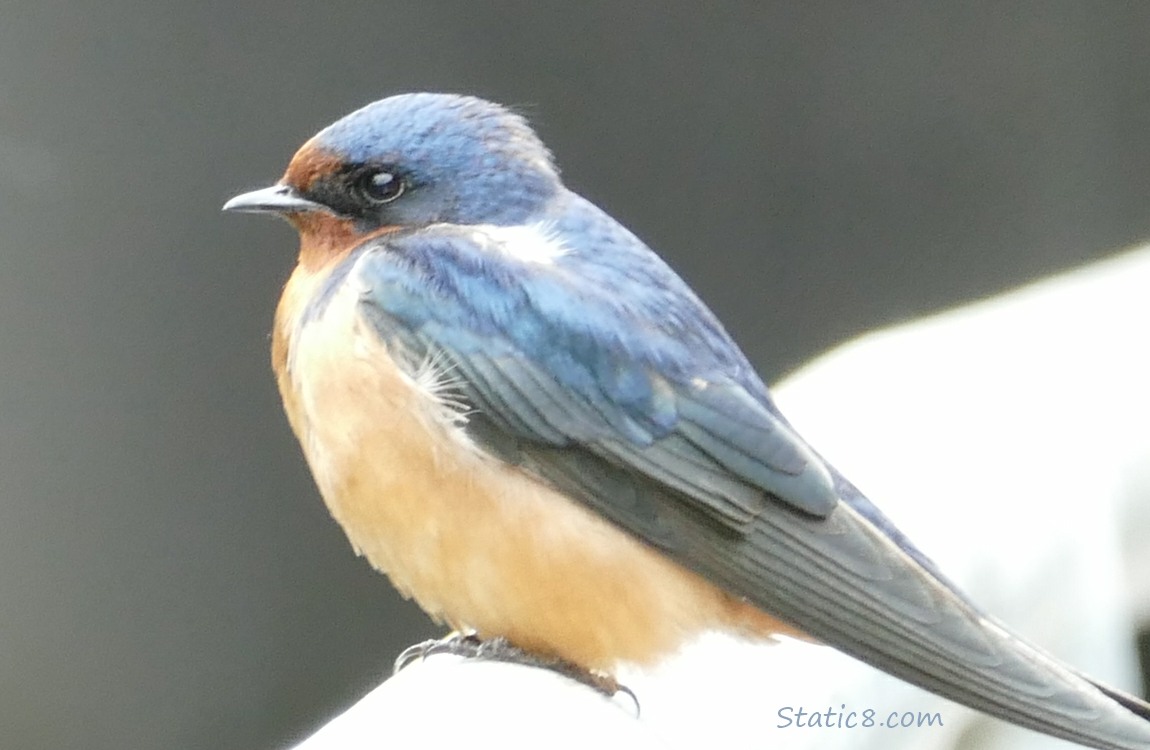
<box><xmin>222</xmin><ymin>184</ymin><xmax>326</xmax><ymax>215</ymax></box>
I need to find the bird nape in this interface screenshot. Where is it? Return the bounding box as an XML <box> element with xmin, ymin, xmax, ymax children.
<box><xmin>224</xmin><ymin>92</ymin><xmax>1150</xmax><ymax>750</ymax></box>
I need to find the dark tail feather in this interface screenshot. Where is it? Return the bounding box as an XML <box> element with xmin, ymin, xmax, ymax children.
<box><xmin>1089</xmin><ymin>678</ymin><xmax>1150</xmax><ymax>722</ymax></box>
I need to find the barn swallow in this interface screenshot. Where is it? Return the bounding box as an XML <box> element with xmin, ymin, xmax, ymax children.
<box><xmin>224</xmin><ymin>93</ymin><xmax>1150</xmax><ymax>749</ymax></box>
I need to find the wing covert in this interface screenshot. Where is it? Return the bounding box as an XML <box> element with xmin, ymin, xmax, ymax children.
<box><xmin>353</xmin><ymin>227</ymin><xmax>839</xmax><ymax>527</ymax></box>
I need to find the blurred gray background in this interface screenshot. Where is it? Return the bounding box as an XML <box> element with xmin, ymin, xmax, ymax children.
<box><xmin>2</xmin><ymin>3</ymin><xmax>1149</xmax><ymax>748</ymax></box>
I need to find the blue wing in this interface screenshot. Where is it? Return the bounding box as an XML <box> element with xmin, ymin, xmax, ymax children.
<box><xmin>343</xmin><ymin>209</ymin><xmax>1150</xmax><ymax>748</ymax></box>
<box><xmin>355</xmin><ymin>220</ymin><xmax>839</xmax><ymax>530</ymax></box>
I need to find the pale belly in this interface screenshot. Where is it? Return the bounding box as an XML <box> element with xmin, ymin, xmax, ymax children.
<box><xmin>275</xmin><ymin>276</ymin><xmax>786</xmax><ymax>670</ymax></box>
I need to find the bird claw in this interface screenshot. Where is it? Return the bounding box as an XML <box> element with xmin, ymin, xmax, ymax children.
<box><xmin>392</xmin><ymin>631</ymin><xmax>481</xmax><ymax>673</ymax></box>
<box><xmin>392</xmin><ymin>633</ymin><xmax>640</xmax><ymax>710</ymax></box>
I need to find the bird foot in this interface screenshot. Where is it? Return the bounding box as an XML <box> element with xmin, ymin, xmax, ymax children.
<box><xmin>393</xmin><ymin>633</ymin><xmax>638</xmax><ymax>707</ymax></box>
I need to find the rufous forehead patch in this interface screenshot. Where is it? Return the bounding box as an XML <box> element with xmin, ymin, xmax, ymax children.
<box><xmin>282</xmin><ymin>140</ymin><xmax>345</xmax><ymax>192</ymax></box>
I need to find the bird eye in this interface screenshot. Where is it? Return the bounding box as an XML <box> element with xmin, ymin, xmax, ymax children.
<box><xmin>356</xmin><ymin>169</ymin><xmax>406</xmax><ymax>204</ymax></box>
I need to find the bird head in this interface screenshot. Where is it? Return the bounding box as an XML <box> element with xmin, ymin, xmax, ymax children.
<box><xmin>224</xmin><ymin>93</ymin><xmax>563</xmax><ymax>260</ymax></box>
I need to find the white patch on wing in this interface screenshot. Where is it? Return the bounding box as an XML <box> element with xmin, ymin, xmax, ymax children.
<box><xmin>408</xmin><ymin>346</ymin><xmax>472</xmax><ymax>429</ymax></box>
<box><xmin>466</xmin><ymin>221</ymin><xmax>569</xmax><ymax>265</ymax></box>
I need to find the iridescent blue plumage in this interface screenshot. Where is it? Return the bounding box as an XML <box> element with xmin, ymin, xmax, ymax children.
<box><xmin>311</xmin><ymin>93</ymin><xmax>561</xmax><ymax>227</ymax></box>
<box><xmin>351</xmin><ymin>189</ymin><xmax>840</xmax><ymax>524</ymax></box>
